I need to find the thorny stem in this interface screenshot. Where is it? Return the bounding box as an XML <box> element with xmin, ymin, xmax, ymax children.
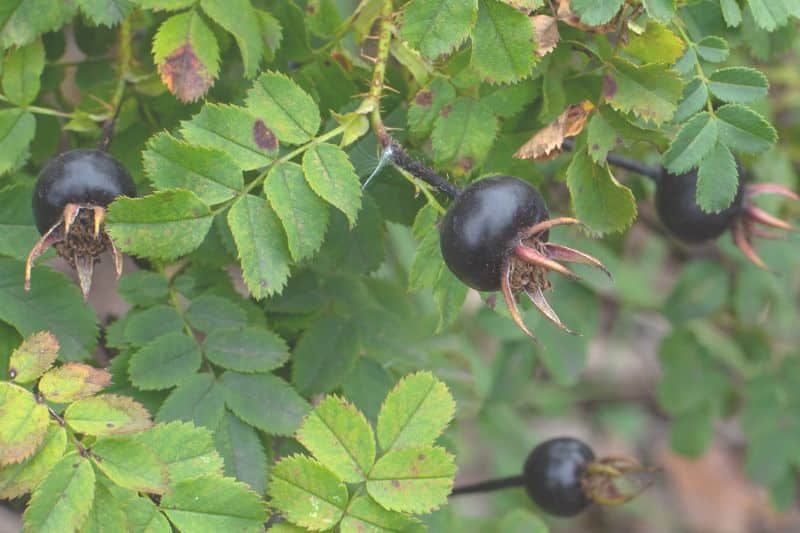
<box><xmin>364</xmin><ymin>2</ymin><xmax>461</xmax><ymax>202</ymax></box>
<box><xmin>450</xmin><ymin>475</ymin><xmax>526</xmax><ymax>496</ymax></box>
<box><xmin>368</xmin><ymin>0</ymin><xmax>394</xmax><ymax>146</ymax></box>
<box><xmin>388</xmin><ymin>141</ymin><xmax>461</xmax><ymax>200</ymax></box>
<box><xmin>561</xmin><ymin>139</ymin><xmax>662</xmax><ymax>182</ymax></box>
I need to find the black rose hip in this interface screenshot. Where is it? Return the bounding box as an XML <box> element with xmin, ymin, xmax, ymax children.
<box><xmin>656</xmin><ymin>167</ymin><xmax>798</xmax><ymax>269</ymax></box>
<box><xmin>26</xmin><ymin>149</ymin><xmax>136</xmax><ymax>298</ymax></box>
<box><xmin>439</xmin><ymin>175</ymin><xmax>609</xmax><ymax>339</ymax></box>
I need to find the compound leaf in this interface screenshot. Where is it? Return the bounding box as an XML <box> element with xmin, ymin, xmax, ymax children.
<box><xmin>400</xmin><ymin>0</ymin><xmax>476</xmax><ymax>60</ymax></box>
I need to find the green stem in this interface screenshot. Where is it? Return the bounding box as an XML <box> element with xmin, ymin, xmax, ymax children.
<box><xmin>310</xmin><ymin>5</ymin><xmax>363</xmax><ymax>57</ymax></box>
<box><xmin>211</xmin><ymin>124</ymin><xmax>348</xmax><ymax>215</ymax></box>
<box><xmin>0</xmin><ymin>93</ymin><xmax>85</xmax><ymax>118</ymax></box>
<box><xmin>673</xmin><ymin>20</ymin><xmax>715</xmax><ymax>115</ymax></box>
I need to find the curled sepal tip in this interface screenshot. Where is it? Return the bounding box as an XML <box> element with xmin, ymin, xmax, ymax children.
<box><xmin>582</xmin><ymin>456</ymin><xmax>660</xmax><ymax>507</ymax></box>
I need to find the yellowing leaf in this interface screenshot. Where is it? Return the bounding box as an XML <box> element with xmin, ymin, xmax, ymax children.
<box><xmin>514</xmin><ymin>101</ymin><xmax>594</xmax><ymax>161</ymax></box>
<box><xmin>23</xmin><ymin>455</ymin><xmax>95</xmax><ymax>533</ymax></box>
<box><xmin>296</xmin><ymin>395</ymin><xmax>376</xmax><ymax>483</ymax></box>
<box><xmin>366</xmin><ymin>446</ymin><xmax>456</xmax><ymax>514</ymax></box>
<box><xmin>90</xmin><ymin>436</ymin><xmax>169</xmax><ymax>494</ymax></box>
<box><xmin>8</xmin><ymin>331</ymin><xmax>59</xmax><ymax>383</ymax></box>
<box><xmin>624</xmin><ymin>22</ymin><xmax>685</xmax><ymax>64</ymax></box>
<box><xmin>270</xmin><ymin>454</ymin><xmax>348</xmax><ymax>530</ymax></box>
<box><xmin>0</xmin><ymin>382</ymin><xmax>49</xmax><ymax>465</ymax></box>
<box><xmin>0</xmin><ymin>424</ymin><xmax>65</xmax><ymax>499</ymax></box>
<box><xmin>376</xmin><ymin>371</ymin><xmax>455</xmax><ymax>452</ymax></box>
<box><xmin>65</xmin><ymin>394</ymin><xmax>152</xmax><ymax>436</ymax></box>
<box><xmin>38</xmin><ymin>363</ymin><xmax>111</xmax><ymax>403</ymax></box>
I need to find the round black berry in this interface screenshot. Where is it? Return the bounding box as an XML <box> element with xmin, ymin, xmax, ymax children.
<box><xmin>523</xmin><ymin>437</ymin><xmax>595</xmax><ymax>517</ymax></box>
<box><xmin>33</xmin><ymin>149</ymin><xmax>136</xmax><ymax>234</ymax></box>
<box><xmin>655</xmin><ymin>168</ymin><xmax>744</xmax><ymax>243</ymax></box>
<box><xmin>439</xmin><ymin>175</ymin><xmax>549</xmax><ymax>291</ymax></box>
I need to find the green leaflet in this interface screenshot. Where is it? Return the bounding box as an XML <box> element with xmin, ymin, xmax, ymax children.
<box><xmin>2</xmin><ymin>37</ymin><xmax>44</xmax><ymax>106</ymax></box>
<box><xmin>296</xmin><ymin>395</ymin><xmax>376</xmax><ymax>483</ymax></box>
<box><xmin>106</xmin><ymin>189</ymin><xmax>214</xmax><ymax>261</ymax></box>
<box><xmin>23</xmin><ymin>454</ymin><xmax>95</xmax><ymax>533</ymax></box>
<box><xmin>566</xmin><ymin>148</ymin><xmax>636</xmax><ymax>234</ymax></box>
<box><xmin>377</xmin><ymin>371</ymin><xmax>456</xmax><ymax>452</ymax></box>
<box><xmin>0</xmin><ymin>382</ymin><xmax>49</xmax><ymax>465</ymax></box>
<box><xmin>160</xmin><ymin>475</ymin><xmax>267</xmax><ymax>532</ymax></box>
<box><xmin>401</xmin><ymin>0</ymin><xmax>476</xmax><ymax>60</ymax></box>
<box><xmin>227</xmin><ymin>194</ymin><xmax>291</xmax><ymax>299</ymax></box>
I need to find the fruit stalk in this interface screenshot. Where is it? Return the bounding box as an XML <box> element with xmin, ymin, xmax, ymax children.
<box><xmin>450</xmin><ymin>474</ymin><xmax>525</xmax><ymax>496</ymax></box>
<box><xmin>387</xmin><ymin>140</ymin><xmax>461</xmax><ymax>199</ymax></box>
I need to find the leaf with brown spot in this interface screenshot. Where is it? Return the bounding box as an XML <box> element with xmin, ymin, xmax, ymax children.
<box><xmin>366</xmin><ymin>446</ymin><xmax>456</xmax><ymax>514</ymax></box>
<box><xmin>514</xmin><ymin>101</ymin><xmax>594</xmax><ymax>161</ymax></box>
<box><xmin>252</xmin><ymin>120</ymin><xmax>278</xmax><ymax>151</ymax></box>
<box><xmin>39</xmin><ymin>363</ymin><xmax>112</xmax><ymax>403</ymax></box>
<box><xmin>153</xmin><ymin>10</ymin><xmax>220</xmax><ymax>102</ymax></box>
<box><xmin>8</xmin><ymin>331</ymin><xmax>59</xmax><ymax>383</ymax></box>
<box><xmin>531</xmin><ymin>15</ymin><xmax>560</xmax><ymax>57</ymax></box>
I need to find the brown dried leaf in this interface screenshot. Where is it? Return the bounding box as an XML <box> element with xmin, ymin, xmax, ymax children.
<box><xmin>531</xmin><ymin>15</ymin><xmax>560</xmax><ymax>57</ymax></box>
<box><xmin>158</xmin><ymin>44</ymin><xmax>216</xmax><ymax>103</ymax></box>
<box><xmin>39</xmin><ymin>363</ymin><xmax>112</xmax><ymax>403</ymax></box>
<box><xmin>514</xmin><ymin>101</ymin><xmax>595</xmax><ymax>161</ymax></box>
